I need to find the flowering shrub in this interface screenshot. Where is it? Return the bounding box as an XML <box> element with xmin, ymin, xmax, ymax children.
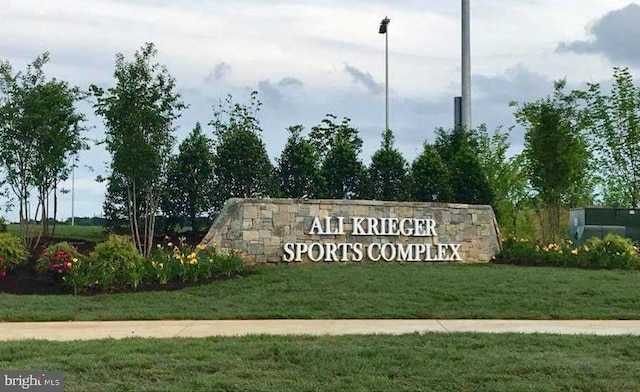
<box><xmin>55</xmin><ymin>235</ymin><xmax>146</xmax><ymax>293</ymax></box>
<box><xmin>494</xmin><ymin>234</ymin><xmax>640</xmax><ymax>270</ymax></box>
<box><xmin>148</xmin><ymin>238</ymin><xmax>189</xmax><ymax>284</ymax></box>
<box><xmin>44</xmin><ymin>235</ymin><xmax>143</xmax><ymax>294</ymax></box>
<box><xmin>36</xmin><ymin>242</ymin><xmax>80</xmax><ymax>277</ymax></box>
<box><xmin>579</xmin><ymin>234</ymin><xmax>639</xmax><ymax>270</ymax></box>
<box><xmin>55</xmin><ymin>235</ymin><xmax>245</xmax><ymax>295</ymax></box>
<box><xmin>38</xmin><ymin>235</ymin><xmax>243</xmax><ymax>294</ymax></box>
<box><xmin>61</xmin><ymin>257</ymin><xmax>96</xmax><ymax>295</ymax></box>
<box><xmin>0</xmin><ymin>232</ymin><xmax>29</xmax><ymax>278</ymax></box>
<box><xmin>148</xmin><ymin>238</ymin><xmax>244</xmax><ymax>283</ymax></box>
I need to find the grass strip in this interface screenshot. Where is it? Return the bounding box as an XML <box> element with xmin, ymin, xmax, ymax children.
<box><xmin>1</xmin><ymin>333</ymin><xmax>639</xmax><ymax>391</ymax></box>
<box><xmin>2</xmin><ymin>263</ymin><xmax>640</xmax><ymax>321</ymax></box>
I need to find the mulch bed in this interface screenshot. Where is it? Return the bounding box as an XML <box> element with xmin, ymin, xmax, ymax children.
<box><xmin>0</xmin><ymin>233</ymin><xmax>211</xmax><ymax>296</ymax></box>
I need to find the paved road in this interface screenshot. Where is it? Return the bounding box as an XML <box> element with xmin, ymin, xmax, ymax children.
<box><xmin>2</xmin><ymin>320</ymin><xmax>640</xmax><ymax>341</ymax></box>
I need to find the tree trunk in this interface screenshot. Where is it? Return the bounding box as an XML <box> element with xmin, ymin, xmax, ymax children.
<box><xmin>51</xmin><ymin>185</ymin><xmax>58</xmax><ymax>238</ymax></box>
<box><xmin>18</xmin><ymin>188</ymin><xmax>25</xmax><ymax>246</ymax></box>
<box><xmin>190</xmin><ymin>211</ymin><xmax>197</xmax><ymax>233</ymax></box>
<box><xmin>41</xmin><ymin>186</ymin><xmax>48</xmax><ymax>237</ymax></box>
<box><xmin>126</xmin><ymin>180</ymin><xmax>139</xmax><ymax>252</ymax></box>
<box><xmin>33</xmin><ymin>190</ymin><xmax>44</xmax><ymax>250</ymax></box>
<box><xmin>145</xmin><ymin>188</ymin><xmax>160</xmax><ymax>257</ymax></box>
<box><xmin>129</xmin><ymin>179</ymin><xmax>143</xmax><ymax>255</ymax></box>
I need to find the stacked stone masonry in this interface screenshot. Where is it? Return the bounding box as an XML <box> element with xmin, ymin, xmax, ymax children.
<box><xmin>201</xmin><ymin>198</ymin><xmax>501</xmax><ymax>264</ymax></box>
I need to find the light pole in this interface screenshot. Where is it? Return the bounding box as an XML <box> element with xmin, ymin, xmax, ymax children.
<box><xmin>379</xmin><ymin>16</ymin><xmax>390</xmax><ymax>131</ymax></box>
<box><xmin>71</xmin><ymin>161</ymin><xmax>75</xmax><ymax>226</ymax></box>
<box><xmin>461</xmin><ymin>0</ymin><xmax>471</xmax><ymax>130</ymax></box>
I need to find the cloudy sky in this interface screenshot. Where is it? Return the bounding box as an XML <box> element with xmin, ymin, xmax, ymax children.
<box><xmin>1</xmin><ymin>0</ymin><xmax>639</xmax><ymax>221</ymax></box>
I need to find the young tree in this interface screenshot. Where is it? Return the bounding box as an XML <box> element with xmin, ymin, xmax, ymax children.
<box><xmin>0</xmin><ymin>53</ymin><xmax>87</xmax><ymax>248</ymax></box>
<box><xmin>368</xmin><ymin>129</ymin><xmax>409</xmax><ymax>201</ymax></box>
<box><xmin>434</xmin><ymin>127</ymin><xmax>494</xmax><ymax>205</ymax></box>
<box><xmin>101</xmin><ymin>172</ymin><xmax>134</xmax><ymax>234</ymax></box>
<box><xmin>277</xmin><ymin>125</ymin><xmax>323</xmax><ymax>198</ymax></box>
<box><xmin>582</xmin><ymin>67</ymin><xmax>640</xmax><ymax>207</ymax></box>
<box><xmin>309</xmin><ymin>114</ymin><xmax>362</xmax><ymax>162</ymax></box>
<box><xmin>92</xmin><ymin>43</ymin><xmax>185</xmax><ymax>256</ymax></box>
<box><xmin>475</xmin><ymin>124</ymin><xmax>531</xmax><ymax>235</ymax></box>
<box><xmin>209</xmin><ymin>92</ymin><xmax>277</xmax><ymax>210</ymax></box>
<box><xmin>409</xmin><ymin>143</ymin><xmax>451</xmax><ymax>202</ymax></box>
<box><xmin>162</xmin><ymin>122</ymin><xmax>215</xmax><ymax>233</ymax></box>
<box><xmin>322</xmin><ymin>134</ymin><xmax>366</xmax><ymax>199</ymax></box>
<box><xmin>512</xmin><ymin>80</ymin><xmax>591</xmax><ymax>242</ymax></box>
<box><xmin>310</xmin><ymin>114</ymin><xmax>366</xmax><ymax>199</ymax></box>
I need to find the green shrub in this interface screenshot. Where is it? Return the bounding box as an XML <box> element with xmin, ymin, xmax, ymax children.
<box><xmin>494</xmin><ymin>234</ymin><xmax>640</xmax><ymax>270</ymax></box>
<box><xmin>496</xmin><ymin>237</ymin><xmax>541</xmax><ymax>265</ymax></box>
<box><xmin>210</xmin><ymin>250</ymin><xmax>244</xmax><ymax>277</ymax></box>
<box><xmin>0</xmin><ymin>232</ymin><xmax>29</xmax><ymax>278</ymax></box>
<box><xmin>0</xmin><ymin>216</ymin><xmax>7</xmax><ymax>233</ymax></box>
<box><xmin>89</xmin><ymin>235</ymin><xmax>145</xmax><ymax>291</ymax></box>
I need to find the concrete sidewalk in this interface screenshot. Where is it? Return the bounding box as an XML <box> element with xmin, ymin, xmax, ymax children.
<box><xmin>2</xmin><ymin>320</ymin><xmax>640</xmax><ymax>341</ymax></box>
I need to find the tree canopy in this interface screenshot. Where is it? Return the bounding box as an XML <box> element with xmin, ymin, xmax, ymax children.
<box><xmin>0</xmin><ymin>52</ymin><xmax>87</xmax><ymax>248</ymax></box>
<box><xmin>512</xmin><ymin>80</ymin><xmax>591</xmax><ymax>242</ymax></box>
<box><xmin>310</xmin><ymin>115</ymin><xmax>366</xmax><ymax>199</ymax></box>
<box><xmin>409</xmin><ymin>143</ymin><xmax>451</xmax><ymax>202</ymax></box>
<box><xmin>368</xmin><ymin>129</ymin><xmax>408</xmax><ymax>201</ymax></box>
<box><xmin>581</xmin><ymin>67</ymin><xmax>640</xmax><ymax>207</ymax></box>
<box><xmin>277</xmin><ymin>125</ymin><xmax>323</xmax><ymax>199</ymax></box>
<box><xmin>434</xmin><ymin>127</ymin><xmax>494</xmax><ymax>206</ymax></box>
<box><xmin>92</xmin><ymin>42</ymin><xmax>185</xmax><ymax>255</ymax></box>
<box><xmin>210</xmin><ymin>93</ymin><xmax>277</xmax><ymax>210</ymax></box>
<box><xmin>163</xmin><ymin>122</ymin><xmax>215</xmax><ymax>232</ymax></box>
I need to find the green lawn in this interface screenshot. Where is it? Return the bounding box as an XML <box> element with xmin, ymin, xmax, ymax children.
<box><xmin>2</xmin><ymin>263</ymin><xmax>640</xmax><ymax>321</ymax></box>
<box><xmin>2</xmin><ymin>333</ymin><xmax>640</xmax><ymax>391</ymax></box>
<box><xmin>7</xmin><ymin>224</ymin><xmax>107</xmax><ymax>242</ymax></box>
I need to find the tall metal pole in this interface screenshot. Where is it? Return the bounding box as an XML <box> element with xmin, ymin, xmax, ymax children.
<box><xmin>71</xmin><ymin>161</ymin><xmax>75</xmax><ymax>226</ymax></box>
<box><xmin>379</xmin><ymin>17</ymin><xmax>390</xmax><ymax>131</ymax></box>
<box><xmin>385</xmin><ymin>29</ymin><xmax>389</xmax><ymax>131</ymax></box>
<box><xmin>454</xmin><ymin>96</ymin><xmax>462</xmax><ymax>129</ymax></box>
<box><xmin>461</xmin><ymin>0</ymin><xmax>471</xmax><ymax>130</ymax></box>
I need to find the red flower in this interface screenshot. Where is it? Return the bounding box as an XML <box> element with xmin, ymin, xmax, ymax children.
<box><xmin>64</xmin><ymin>261</ymin><xmax>72</xmax><ymax>270</ymax></box>
<box><xmin>0</xmin><ymin>269</ymin><xmax>6</xmax><ymax>279</ymax></box>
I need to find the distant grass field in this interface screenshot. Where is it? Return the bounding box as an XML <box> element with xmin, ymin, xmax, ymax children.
<box><xmin>2</xmin><ymin>334</ymin><xmax>640</xmax><ymax>391</ymax></box>
<box><xmin>2</xmin><ymin>263</ymin><xmax>640</xmax><ymax>321</ymax></box>
<box><xmin>7</xmin><ymin>224</ymin><xmax>107</xmax><ymax>242</ymax></box>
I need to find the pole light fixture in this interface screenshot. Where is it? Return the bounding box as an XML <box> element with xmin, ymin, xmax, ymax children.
<box><xmin>379</xmin><ymin>16</ymin><xmax>390</xmax><ymax>34</ymax></box>
<box><xmin>379</xmin><ymin>16</ymin><xmax>390</xmax><ymax>131</ymax></box>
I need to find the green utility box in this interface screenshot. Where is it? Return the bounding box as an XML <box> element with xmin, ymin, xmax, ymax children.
<box><xmin>569</xmin><ymin>207</ymin><xmax>640</xmax><ymax>245</ymax></box>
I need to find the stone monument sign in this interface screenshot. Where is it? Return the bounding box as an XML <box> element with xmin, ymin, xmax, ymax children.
<box><xmin>201</xmin><ymin>198</ymin><xmax>500</xmax><ymax>264</ymax></box>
